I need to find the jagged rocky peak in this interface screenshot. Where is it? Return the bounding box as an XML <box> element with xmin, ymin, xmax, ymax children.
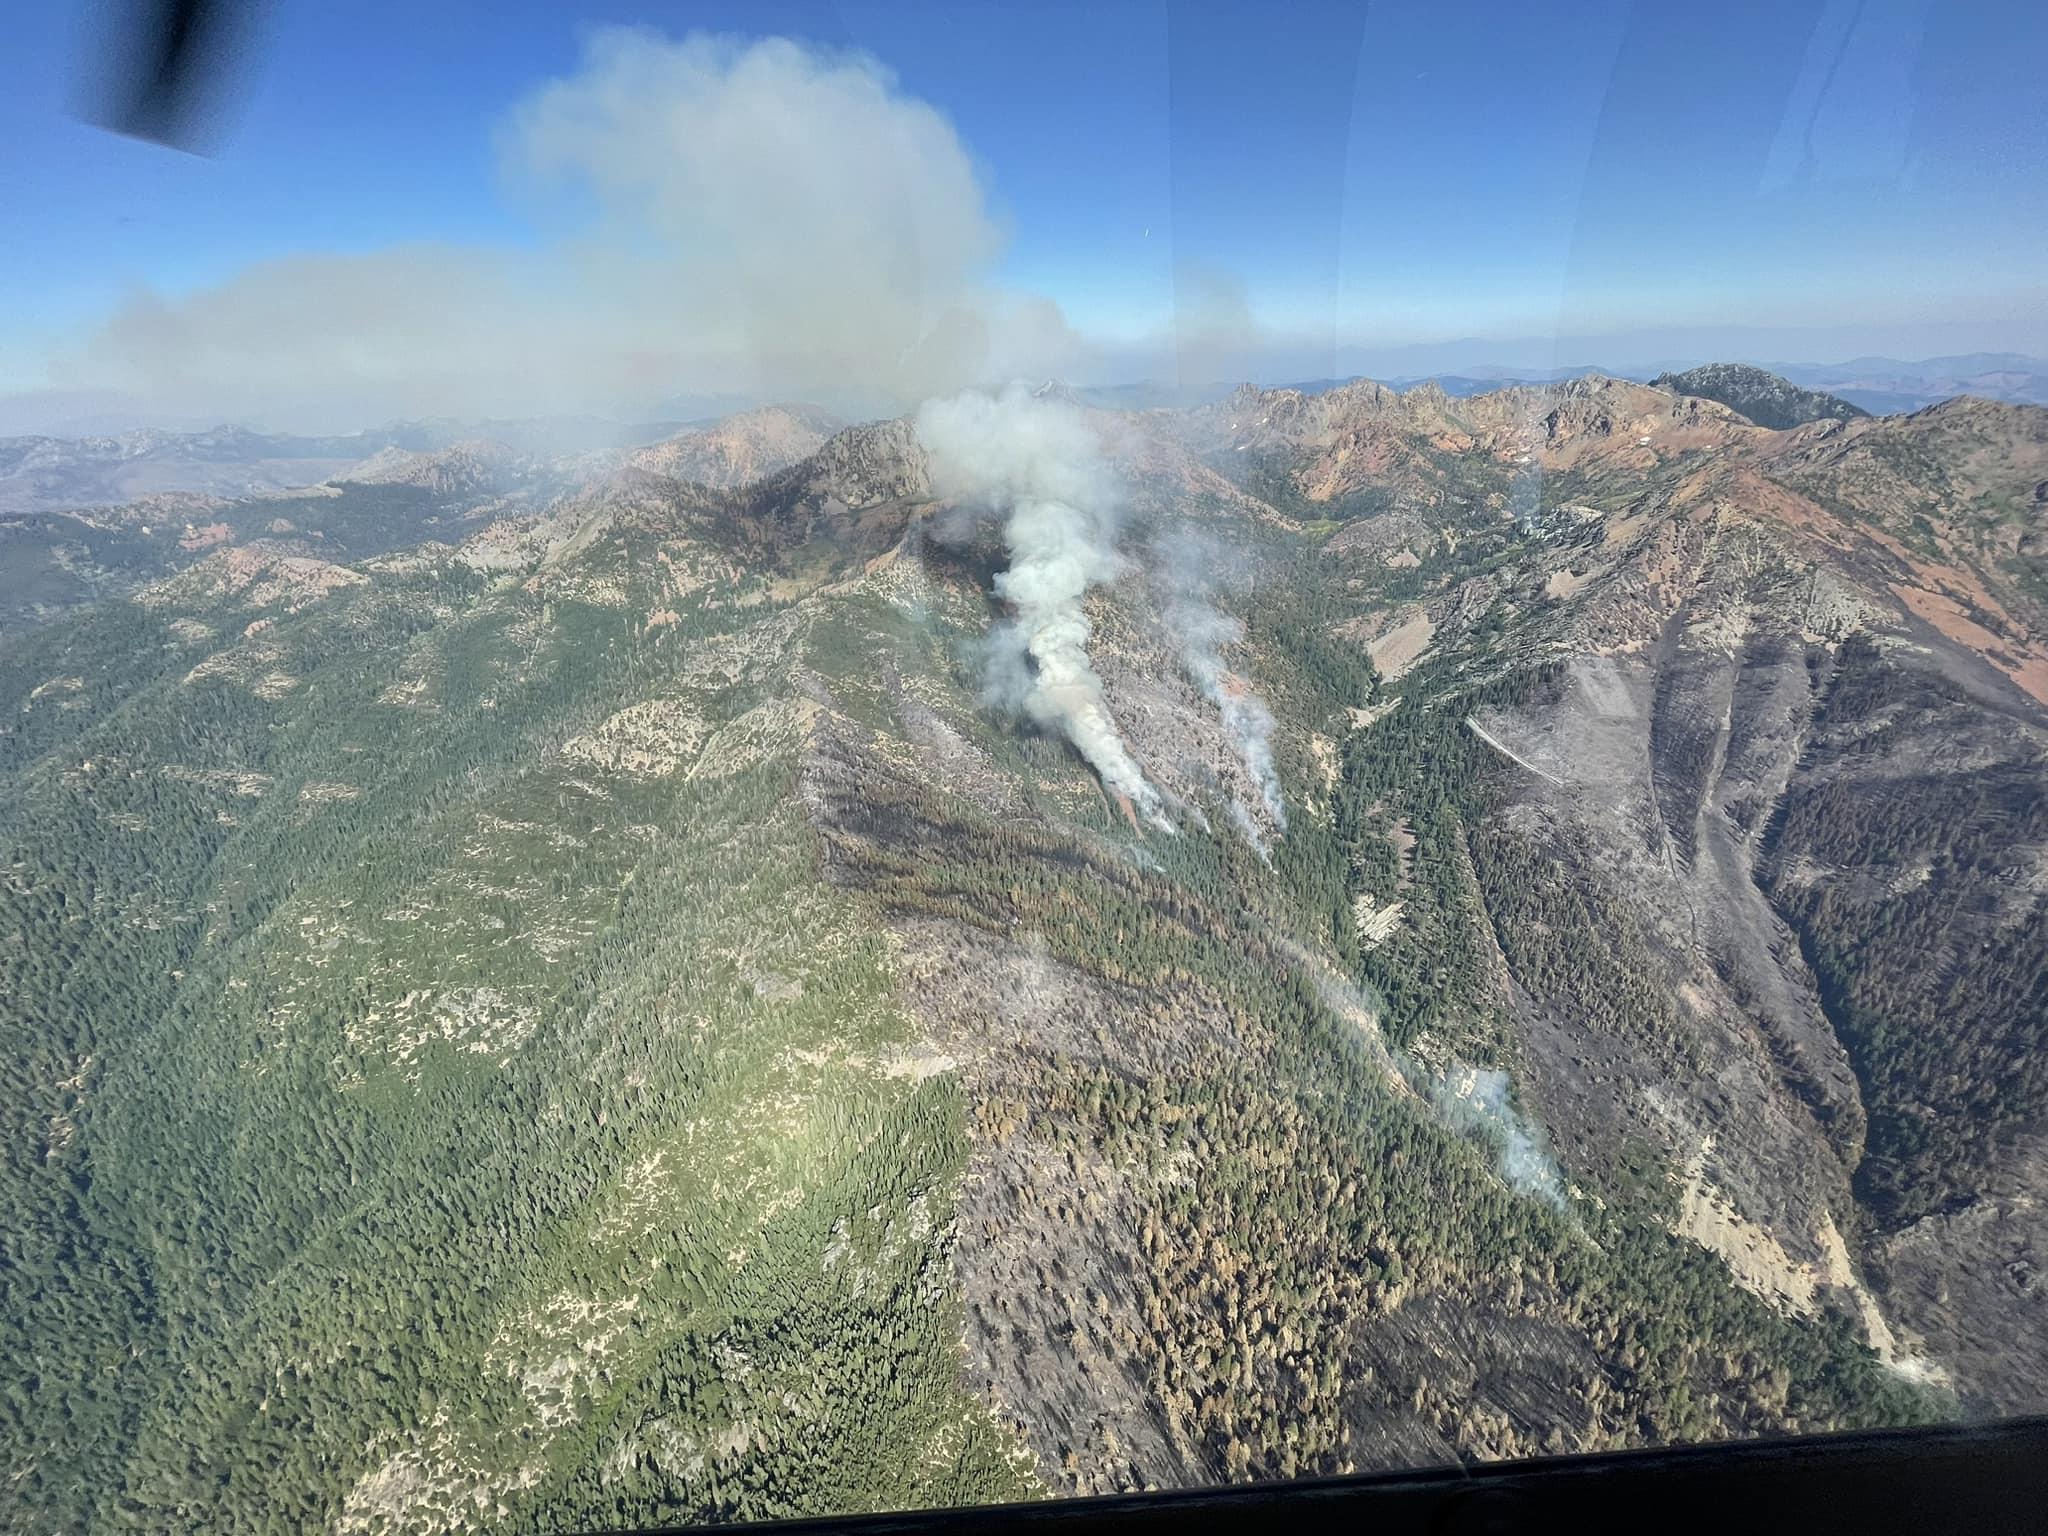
<box><xmin>1195</xmin><ymin>377</ymin><xmax>1416</xmax><ymax>450</ymax></box>
<box><xmin>334</xmin><ymin>439</ymin><xmax>521</xmax><ymax>495</ymax></box>
<box><xmin>629</xmin><ymin>404</ymin><xmax>846</xmax><ymax>489</ymax></box>
<box><xmin>790</xmin><ymin>416</ymin><xmax>930</xmax><ymax>507</ymax></box>
<box><xmin>1029</xmin><ymin>379</ymin><xmax>1089</xmax><ymax>408</ymax></box>
<box><xmin>1652</xmin><ymin>362</ymin><xmax>1870</xmax><ymax>430</ymax></box>
<box><xmin>1447</xmin><ymin>372</ymin><xmax>1755</xmax><ymax>445</ymax></box>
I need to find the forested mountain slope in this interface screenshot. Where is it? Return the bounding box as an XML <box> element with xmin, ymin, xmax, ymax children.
<box><xmin>2</xmin><ymin>377</ymin><xmax>2042</xmax><ymax>1532</ymax></box>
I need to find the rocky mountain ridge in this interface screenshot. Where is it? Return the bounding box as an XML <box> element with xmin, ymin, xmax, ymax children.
<box><xmin>1650</xmin><ymin>363</ymin><xmax>1868</xmax><ymax>430</ymax></box>
<box><xmin>628</xmin><ymin>405</ymin><xmax>845</xmax><ymax>489</ymax></box>
<box><xmin>0</xmin><ymin>370</ymin><xmax>2042</xmax><ymax>1531</ymax></box>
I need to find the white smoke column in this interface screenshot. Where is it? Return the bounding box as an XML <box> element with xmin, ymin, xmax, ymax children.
<box><xmin>1430</xmin><ymin>1065</ymin><xmax>1567</xmax><ymax>1208</ymax></box>
<box><xmin>916</xmin><ymin>386</ymin><xmax>1164</xmax><ymax>823</ymax></box>
<box><xmin>1157</xmin><ymin>538</ymin><xmax>1286</xmax><ymax>835</ymax></box>
<box><xmin>1285</xmin><ymin>937</ymin><xmax>1568</xmax><ymax>1211</ymax></box>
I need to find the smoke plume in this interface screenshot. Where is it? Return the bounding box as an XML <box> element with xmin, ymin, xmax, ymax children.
<box><xmin>1155</xmin><ymin>537</ymin><xmax>1285</xmax><ymax>838</ymax></box>
<box><xmin>915</xmin><ymin>385</ymin><xmax>1163</xmax><ymax>824</ymax></box>
<box><xmin>1430</xmin><ymin>1065</ymin><xmax>1568</xmax><ymax>1208</ymax></box>
<box><xmin>32</xmin><ymin>31</ymin><xmax>1081</xmax><ymax>432</ymax></box>
<box><xmin>1292</xmin><ymin>943</ymin><xmax>1567</xmax><ymax>1210</ymax></box>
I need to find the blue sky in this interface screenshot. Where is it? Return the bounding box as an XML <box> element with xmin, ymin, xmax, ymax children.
<box><xmin>3</xmin><ymin>0</ymin><xmax>2045</xmax><ymax>429</ymax></box>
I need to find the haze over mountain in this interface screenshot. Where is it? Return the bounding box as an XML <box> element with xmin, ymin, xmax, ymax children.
<box><xmin>4</xmin><ymin>366</ymin><xmax>2045</xmax><ymax>1530</ymax></box>
<box><xmin>1770</xmin><ymin>354</ymin><xmax>2048</xmax><ymax>416</ymax></box>
<box><xmin>12</xmin><ymin>356</ymin><xmax>2045</xmax><ymax>525</ymax></box>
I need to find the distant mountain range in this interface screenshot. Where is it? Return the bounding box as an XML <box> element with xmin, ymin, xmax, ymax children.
<box><xmin>9</xmin><ymin>358</ymin><xmax>2044</xmax><ymax>538</ymax></box>
<box><xmin>1764</xmin><ymin>353</ymin><xmax>2048</xmax><ymax>415</ymax></box>
<box><xmin>1084</xmin><ymin>355</ymin><xmax>2048</xmax><ymax>416</ymax></box>
<box><xmin>9</xmin><ymin>358</ymin><xmax>2043</xmax><ymax>517</ymax></box>
<box><xmin>1396</xmin><ymin>353</ymin><xmax>2048</xmax><ymax>416</ymax></box>
<box><xmin>0</xmin><ymin>417</ymin><xmax>686</xmax><ymax>517</ymax></box>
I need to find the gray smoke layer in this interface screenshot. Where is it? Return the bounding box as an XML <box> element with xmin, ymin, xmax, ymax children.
<box><xmin>1155</xmin><ymin>538</ymin><xmax>1285</xmax><ymax>836</ymax></box>
<box><xmin>916</xmin><ymin>386</ymin><xmax>1164</xmax><ymax>822</ymax></box>
<box><xmin>31</xmin><ymin>31</ymin><xmax>1083</xmax><ymax>432</ymax></box>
